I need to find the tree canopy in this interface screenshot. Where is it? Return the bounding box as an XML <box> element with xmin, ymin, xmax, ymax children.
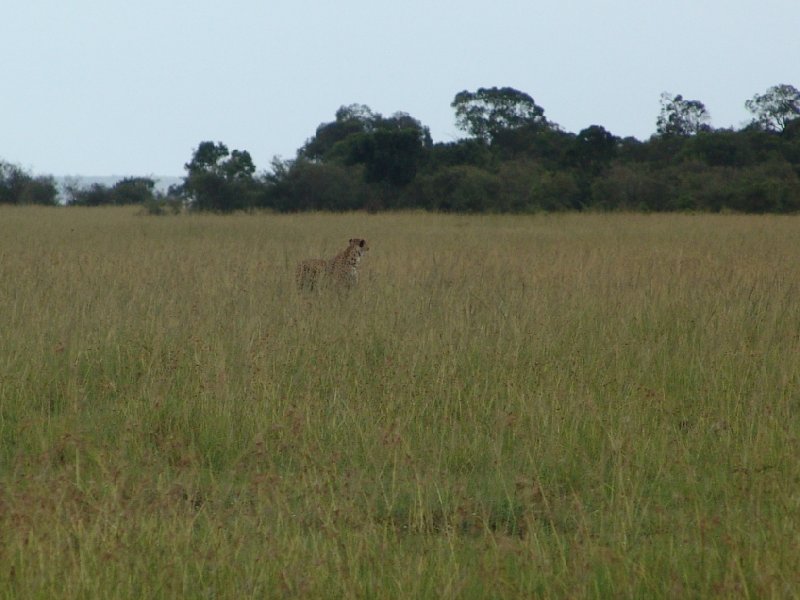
<box><xmin>451</xmin><ymin>87</ymin><xmax>549</xmax><ymax>142</ymax></box>
<box><xmin>65</xmin><ymin>177</ymin><xmax>157</xmax><ymax>207</ymax></box>
<box><xmin>180</xmin><ymin>142</ymin><xmax>260</xmax><ymax>212</ymax></box>
<box><xmin>0</xmin><ymin>161</ymin><xmax>58</xmax><ymax>205</ymax></box>
<box><xmin>7</xmin><ymin>82</ymin><xmax>799</xmax><ymax>214</ymax></box>
<box><xmin>656</xmin><ymin>93</ymin><xmax>711</xmax><ymax>137</ymax></box>
<box><xmin>745</xmin><ymin>84</ymin><xmax>800</xmax><ymax>132</ymax></box>
<box><xmin>253</xmin><ymin>86</ymin><xmax>800</xmax><ymax>214</ymax></box>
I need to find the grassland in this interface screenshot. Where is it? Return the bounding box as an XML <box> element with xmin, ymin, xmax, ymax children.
<box><xmin>1</xmin><ymin>206</ymin><xmax>799</xmax><ymax>598</ymax></box>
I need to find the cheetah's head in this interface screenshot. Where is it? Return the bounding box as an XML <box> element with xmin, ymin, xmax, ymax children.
<box><xmin>349</xmin><ymin>238</ymin><xmax>369</xmax><ymax>255</ymax></box>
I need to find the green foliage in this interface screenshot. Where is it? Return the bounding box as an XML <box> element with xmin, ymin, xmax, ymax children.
<box><xmin>590</xmin><ymin>164</ymin><xmax>673</xmax><ymax>211</ymax></box>
<box><xmin>65</xmin><ymin>183</ymin><xmax>110</xmax><ymax>206</ymax></box>
<box><xmin>264</xmin><ymin>158</ymin><xmax>368</xmax><ymax>211</ymax></box>
<box><xmin>272</xmin><ymin>106</ymin><xmax>432</xmax><ymax>210</ymax></box>
<box><xmin>451</xmin><ymin>86</ymin><xmax>549</xmax><ymax>142</ymax></box>
<box><xmin>408</xmin><ymin>165</ymin><xmax>500</xmax><ymax>212</ymax></box>
<box><xmin>490</xmin><ymin>125</ymin><xmax>574</xmax><ymax>164</ymax></box>
<box><xmin>300</xmin><ymin>105</ymin><xmax>431</xmax><ymax>165</ymax></box>
<box><xmin>346</xmin><ymin>128</ymin><xmax>424</xmax><ymax>187</ymax></box>
<box><xmin>745</xmin><ymin>83</ymin><xmax>800</xmax><ymax>132</ymax></box>
<box><xmin>725</xmin><ymin>161</ymin><xmax>800</xmax><ymax>212</ymax></box>
<box><xmin>684</xmin><ymin>129</ymin><xmax>755</xmax><ymax>167</ymax></box>
<box><xmin>6</xmin><ymin>83</ymin><xmax>800</xmax><ymax>215</ymax></box>
<box><xmin>528</xmin><ymin>169</ymin><xmax>583</xmax><ymax>211</ymax></box>
<box><xmin>0</xmin><ymin>161</ymin><xmax>58</xmax><ymax>205</ymax></box>
<box><xmin>181</xmin><ymin>141</ymin><xmax>261</xmax><ymax>212</ymax></box>
<box><xmin>656</xmin><ymin>92</ymin><xmax>711</xmax><ymax>137</ymax></box>
<box><xmin>111</xmin><ymin>177</ymin><xmax>157</xmax><ymax>205</ymax></box>
<box><xmin>570</xmin><ymin>125</ymin><xmax>619</xmax><ymax>172</ymax></box>
<box><xmin>426</xmin><ymin>139</ymin><xmax>492</xmax><ymax>171</ymax></box>
<box><xmin>20</xmin><ymin>175</ymin><xmax>59</xmax><ymax>205</ymax></box>
<box><xmin>299</xmin><ymin>104</ymin><xmax>375</xmax><ymax>161</ymax></box>
<box><xmin>492</xmin><ymin>160</ymin><xmax>542</xmax><ymax>212</ymax></box>
<box><xmin>589</xmin><ymin>159</ymin><xmax>800</xmax><ymax>213</ymax></box>
<box><xmin>262</xmin><ymin>84</ymin><xmax>800</xmax><ymax>213</ymax></box>
<box><xmin>66</xmin><ymin>177</ymin><xmax>158</xmax><ymax>207</ymax></box>
<box><xmin>490</xmin><ymin>161</ymin><xmax>583</xmax><ymax>212</ymax></box>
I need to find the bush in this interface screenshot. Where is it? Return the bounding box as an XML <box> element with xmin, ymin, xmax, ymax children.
<box><xmin>590</xmin><ymin>164</ymin><xmax>672</xmax><ymax>211</ymax></box>
<box><xmin>141</xmin><ymin>196</ymin><xmax>184</xmax><ymax>216</ymax></box>
<box><xmin>527</xmin><ymin>169</ymin><xmax>583</xmax><ymax>211</ymax></box>
<box><xmin>407</xmin><ymin>166</ymin><xmax>500</xmax><ymax>212</ymax></box>
<box><xmin>0</xmin><ymin>162</ymin><xmax>59</xmax><ymax>205</ymax></box>
<box><xmin>66</xmin><ymin>178</ymin><xmax>158</xmax><ymax>207</ymax></box>
<box><xmin>727</xmin><ymin>161</ymin><xmax>800</xmax><ymax>213</ymax></box>
<box><xmin>492</xmin><ymin>161</ymin><xmax>582</xmax><ymax>212</ymax></box>
<box><xmin>264</xmin><ymin>160</ymin><xmax>368</xmax><ymax>212</ymax></box>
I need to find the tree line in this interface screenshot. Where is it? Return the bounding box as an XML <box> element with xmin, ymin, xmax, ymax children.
<box><xmin>2</xmin><ymin>83</ymin><xmax>799</xmax><ymax>213</ymax></box>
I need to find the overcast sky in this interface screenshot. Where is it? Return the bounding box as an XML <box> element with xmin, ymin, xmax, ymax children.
<box><xmin>2</xmin><ymin>0</ymin><xmax>798</xmax><ymax>176</ymax></box>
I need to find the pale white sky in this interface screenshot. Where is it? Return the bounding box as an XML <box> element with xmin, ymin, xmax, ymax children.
<box><xmin>2</xmin><ymin>0</ymin><xmax>798</xmax><ymax>176</ymax></box>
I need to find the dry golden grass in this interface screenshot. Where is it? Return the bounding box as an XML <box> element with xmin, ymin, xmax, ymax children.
<box><xmin>1</xmin><ymin>206</ymin><xmax>800</xmax><ymax>598</ymax></box>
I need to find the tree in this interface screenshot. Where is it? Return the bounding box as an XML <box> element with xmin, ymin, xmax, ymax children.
<box><xmin>19</xmin><ymin>175</ymin><xmax>59</xmax><ymax>205</ymax></box>
<box><xmin>295</xmin><ymin>106</ymin><xmax>431</xmax><ymax>201</ymax></box>
<box><xmin>570</xmin><ymin>125</ymin><xmax>619</xmax><ymax>172</ymax></box>
<box><xmin>110</xmin><ymin>177</ymin><xmax>157</xmax><ymax>205</ymax></box>
<box><xmin>182</xmin><ymin>141</ymin><xmax>259</xmax><ymax>212</ymax></box>
<box><xmin>451</xmin><ymin>87</ymin><xmax>548</xmax><ymax>142</ymax></box>
<box><xmin>64</xmin><ymin>183</ymin><xmax>111</xmax><ymax>206</ymax></box>
<box><xmin>656</xmin><ymin>93</ymin><xmax>711</xmax><ymax>136</ymax></box>
<box><xmin>686</xmin><ymin>129</ymin><xmax>754</xmax><ymax>167</ymax></box>
<box><xmin>425</xmin><ymin>139</ymin><xmax>492</xmax><ymax>171</ymax></box>
<box><xmin>0</xmin><ymin>161</ymin><xmax>58</xmax><ymax>205</ymax></box>
<box><xmin>300</xmin><ymin>104</ymin><xmax>377</xmax><ymax>160</ymax></box>
<box><xmin>65</xmin><ymin>177</ymin><xmax>157</xmax><ymax>206</ymax></box>
<box><xmin>263</xmin><ymin>158</ymin><xmax>367</xmax><ymax>212</ymax></box>
<box><xmin>346</xmin><ymin>128</ymin><xmax>424</xmax><ymax>188</ymax></box>
<box><xmin>335</xmin><ymin>103</ymin><xmax>379</xmax><ymax>127</ymax></box>
<box><xmin>342</xmin><ymin>113</ymin><xmax>430</xmax><ymax>189</ymax></box>
<box><xmin>745</xmin><ymin>84</ymin><xmax>800</xmax><ymax>132</ymax></box>
<box><xmin>300</xmin><ymin>105</ymin><xmax>431</xmax><ymax>164</ymax></box>
<box><xmin>409</xmin><ymin>165</ymin><xmax>500</xmax><ymax>212</ymax></box>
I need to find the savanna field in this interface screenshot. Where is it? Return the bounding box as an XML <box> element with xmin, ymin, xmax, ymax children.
<box><xmin>1</xmin><ymin>207</ymin><xmax>799</xmax><ymax>598</ymax></box>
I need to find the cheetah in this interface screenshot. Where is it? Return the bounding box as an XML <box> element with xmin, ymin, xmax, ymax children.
<box><xmin>296</xmin><ymin>238</ymin><xmax>369</xmax><ymax>291</ymax></box>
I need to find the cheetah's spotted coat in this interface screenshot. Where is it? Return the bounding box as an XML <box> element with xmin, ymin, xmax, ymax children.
<box><xmin>296</xmin><ymin>238</ymin><xmax>369</xmax><ymax>291</ymax></box>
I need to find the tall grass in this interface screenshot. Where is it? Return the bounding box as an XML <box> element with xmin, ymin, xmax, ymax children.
<box><xmin>1</xmin><ymin>207</ymin><xmax>799</xmax><ymax>598</ymax></box>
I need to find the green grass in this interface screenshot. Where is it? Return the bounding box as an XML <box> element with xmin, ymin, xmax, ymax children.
<box><xmin>1</xmin><ymin>206</ymin><xmax>800</xmax><ymax>598</ymax></box>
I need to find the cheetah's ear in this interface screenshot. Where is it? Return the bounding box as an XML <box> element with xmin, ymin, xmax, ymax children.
<box><xmin>358</xmin><ymin>239</ymin><xmax>365</xmax><ymax>247</ymax></box>
<box><xmin>349</xmin><ymin>238</ymin><xmax>356</xmax><ymax>245</ymax></box>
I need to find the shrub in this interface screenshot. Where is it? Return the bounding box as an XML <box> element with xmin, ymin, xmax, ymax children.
<box><xmin>408</xmin><ymin>166</ymin><xmax>500</xmax><ymax>212</ymax></box>
<box><xmin>264</xmin><ymin>160</ymin><xmax>368</xmax><ymax>212</ymax></box>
